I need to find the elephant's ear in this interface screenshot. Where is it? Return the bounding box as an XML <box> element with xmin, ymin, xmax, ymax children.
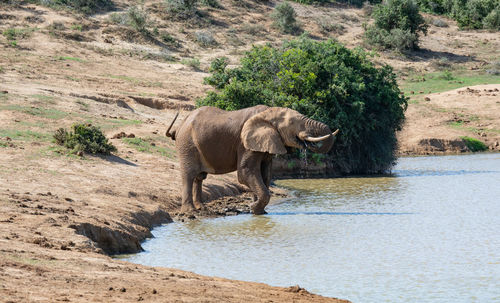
<box><xmin>241</xmin><ymin>110</ymin><xmax>287</xmax><ymax>155</ymax></box>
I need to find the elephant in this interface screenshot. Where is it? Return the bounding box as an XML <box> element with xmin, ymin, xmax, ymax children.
<box><xmin>166</xmin><ymin>105</ymin><xmax>338</xmax><ymax>215</ymax></box>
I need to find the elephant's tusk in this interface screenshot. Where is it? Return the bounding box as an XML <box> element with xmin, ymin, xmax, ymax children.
<box><xmin>304</xmin><ymin>129</ymin><xmax>339</xmax><ymax>142</ymax></box>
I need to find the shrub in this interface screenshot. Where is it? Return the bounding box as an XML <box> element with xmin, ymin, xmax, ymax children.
<box><xmin>181</xmin><ymin>57</ymin><xmax>201</xmax><ymax>70</ymax></box>
<box><xmin>165</xmin><ymin>0</ymin><xmax>199</xmax><ymax>18</ymax></box>
<box><xmin>483</xmin><ymin>6</ymin><xmax>500</xmax><ymax>30</ymax></box>
<box><xmin>461</xmin><ymin>136</ymin><xmax>487</xmax><ymax>152</ymax></box>
<box><xmin>195</xmin><ymin>30</ymin><xmax>217</xmax><ymax>46</ymax></box>
<box><xmin>126</xmin><ymin>6</ymin><xmax>150</xmax><ymax>34</ymax></box>
<box><xmin>316</xmin><ymin>18</ymin><xmax>346</xmax><ymax>35</ymax></box>
<box><xmin>42</xmin><ymin>0</ymin><xmax>113</xmax><ymax>14</ymax></box>
<box><xmin>198</xmin><ymin>37</ymin><xmax>408</xmax><ymax>174</ymax></box>
<box><xmin>54</xmin><ymin>124</ymin><xmax>116</xmax><ymax>154</ymax></box>
<box><xmin>364</xmin><ymin>0</ymin><xmax>428</xmax><ymax>51</ymax></box>
<box><xmin>201</xmin><ymin>0</ymin><xmax>222</xmax><ymax>8</ymax></box>
<box><xmin>271</xmin><ymin>1</ymin><xmax>301</xmax><ymax>34</ymax></box>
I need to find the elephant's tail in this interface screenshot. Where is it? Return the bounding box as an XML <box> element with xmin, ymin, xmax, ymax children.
<box><xmin>166</xmin><ymin>112</ymin><xmax>179</xmax><ymax>141</ymax></box>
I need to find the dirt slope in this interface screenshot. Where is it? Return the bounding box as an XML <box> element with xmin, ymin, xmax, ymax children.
<box><xmin>0</xmin><ymin>0</ymin><xmax>499</xmax><ymax>301</ymax></box>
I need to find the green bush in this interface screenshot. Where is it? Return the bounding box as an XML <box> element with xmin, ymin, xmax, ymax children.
<box><xmin>271</xmin><ymin>1</ymin><xmax>301</xmax><ymax>34</ymax></box>
<box><xmin>198</xmin><ymin>37</ymin><xmax>408</xmax><ymax>174</ymax></box>
<box><xmin>365</xmin><ymin>0</ymin><xmax>428</xmax><ymax>51</ymax></box>
<box><xmin>461</xmin><ymin>136</ymin><xmax>488</xmax><ymax>152</ymax></box>
<box><xmin>483</xmin><ymin>6</ymin><xmax>500</xmax><ymax>29</ymax></box>
<box><xmin>416</xmin><ymin>0</ymin><xmax>500</xmax><ymax>30</ymax></box>
<box><xmin>54</xmin><ymin>124</ymin><xmax>116</xmax><ymax>155</ymax></box>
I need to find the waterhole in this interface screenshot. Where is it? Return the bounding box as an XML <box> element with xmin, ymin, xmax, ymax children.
<box><xmin>121</xmin><ymin>154</ymin><xmax>500</xmax><ymax>302</ymax></box>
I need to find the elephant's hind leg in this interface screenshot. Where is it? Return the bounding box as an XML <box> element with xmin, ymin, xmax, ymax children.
<box><xmin>193</xmin><ymin>172</ymin><xmax>207</xmax><ymax>210</ymax></box>
<box><xmin>181</xmin><ymin>172</ymin><xmax>197</xmax><ymax>213</ymax></box>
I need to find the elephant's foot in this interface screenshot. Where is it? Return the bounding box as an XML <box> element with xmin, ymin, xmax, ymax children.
<box><xmin>193</xmin><ymin>201</ymin><xmax>206</xmax><ymax>211</ymax></box>
<box><xmin>250</xmin><ymin>203</ymin><xmax>268</xmax><ymax>215</ymax></box>
<box><xmin>180</xmin><ymin>203</ymin><xmax>196</xmax><ymax>213</ymax></box>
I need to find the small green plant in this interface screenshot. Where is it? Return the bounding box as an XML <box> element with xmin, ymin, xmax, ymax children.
<box><xmin>181</xmin><ymin>58</ymin><xmax>201</xmax><ymax>70</ymax></box>
<box><xmin>271</xmin><ymin>1</ymin><xmax>301</xmax><ymax>34</ymax></box>
<box><xmin>461</xmin><ymin>136</ymin><xmax>488</xmax><ymax>152</ymax></box>
<box><xmin>2</xmin><ymin>27</ymin><xmax>35</xmax><ymax>41</ymax></box>
<box><xmin>54</xmin><ymin>124</ymin><xmax>116</xmax><ymax>154</ymax></box>
<box><xmin>438</xmin><ymin>70</ymin><xmax>455</xmax><ymax>80</ymax></box>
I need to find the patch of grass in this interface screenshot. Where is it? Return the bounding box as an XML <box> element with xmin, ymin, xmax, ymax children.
<box><xmin>401</xmin><ymin>72</ymin><xmax>500</xmax><ymax>95</ymax></box>
<box><xmin>123</xmin><ymin>137</ymin><xmax>175</xmax><ymax>158</ymax></box>
<box><xmin>95</xmin><ymin>118</ymin><xmax>142</xmax><ymax>130</ymax></box>
<box><xmin>0</xmin><ymin>104</ymin><xmax>68</xmax><ymax>120</ymax></box>
<box><xmin>57</xmin><ymin>56</ymin><xmax>86</xmax><ymax>62</ymax></box>
<box><xmin>31</xmin><ymin>94</ymin><xmax>56</xmax><ymax>104</ymax></box>
<box><xmin>461</xmin><ymin>136</ymin><xmax>488</xmax><ymax>152</ymax></box>
<box><xmin>0</xmin><ymin>129</ymin><xmax>52</xmax><ymax>142</ymax></box>
<box><xmin>76</xmin><ymin>100</ymin><xmax>89</xmax><ymax>111</ymax></box>
<box><xmin>54</xmin><ymin>124</ymin><xmax>116</xmax><ymax>154</ymax></box>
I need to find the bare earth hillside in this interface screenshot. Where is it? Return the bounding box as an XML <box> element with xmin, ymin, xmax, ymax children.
<box><xmin>0</xmin><ymin>0</ymin><xmax>499</xmax><ymax>301</ymax></box>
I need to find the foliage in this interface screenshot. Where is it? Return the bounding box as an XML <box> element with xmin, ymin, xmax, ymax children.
<box><xmin>165</xmin><ymin>0</ymin><xmax>199</xmax><ymax>18</ymax></box>
<box><xmin>289</xmin><ymin>0</ymin><xmax>381</xmax><ymax>6</ymax></box>
<box><xmin>364</xmin><ymin>0</ymin><xmax>428</xmax><ymax>51</ymax></box>
<box><xmin>54</xmin><ymin>124</ymin><xmax>116</xmax><ymax>154</ymax></box>
<box><xmin>181</xmin><ymin>58</ymin><xmax>201</xmax><ymax>70</ymax></box>
<box><xmin>201</xmin><ymin>0</ymin><xmax>222</xmax><ymax>8</ymax></box>
<box><xmin>483</xmin><ymin>6</ymin><xmax>500</xmax><ymax>29</ymax></box>
<box><xmin>2</xmin><ymin>27</ymin><xmax>35</xmax><ymax>41</ymax></box>
<box><xmin>195</xmin><ymin>31</ymin><xmax>217</xmax><ymax>46</ymax></box>
<box><xmin>461</xmin><ymin>136</ymin><xmax>488</xmax><ymax>152</ymax></box>
<box><xmin>416</xmin><ymin>0</ymin><xmax>500</xmax><ymax>30</ymax></box>
<box><xmin>271</xmin><ymin>1</ymin><xmax>301</xmax><ymax>34</ymax></box>
<box><xmin>198</xmin><ymin>37</ymin><xmax>408</xmax><ymax>174</ymax></box>
<box><xmin>40</xmin><ymin>0</ymin><xmax>113</xmax><ymax>14</ymax></box>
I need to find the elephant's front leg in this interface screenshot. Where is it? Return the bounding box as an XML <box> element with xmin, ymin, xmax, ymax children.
<box><xmin>238</xmin><ymin>151</ymin><xmax>270</xmax><ymax>215</ymax></box>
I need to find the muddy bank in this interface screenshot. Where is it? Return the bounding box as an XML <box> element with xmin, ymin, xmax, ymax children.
<box><xmin>0</xmin><ymin>186</ymin><xmax>347</xmax><ymax>303</ymax></box>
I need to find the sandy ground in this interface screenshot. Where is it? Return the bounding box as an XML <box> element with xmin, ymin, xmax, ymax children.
<box><xmin>0</xmin><ymin>0</ymin><xmax>499</xmax><ymax>302</ymax></box>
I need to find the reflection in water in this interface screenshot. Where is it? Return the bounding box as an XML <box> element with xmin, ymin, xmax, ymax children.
<box><xmin>123</xmin><ymin>154</ymin><xmax>500</xmax><ymax>303</ymax></box>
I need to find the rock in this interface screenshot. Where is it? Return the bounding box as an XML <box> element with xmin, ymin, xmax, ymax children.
<box><xmin>76</xmin><ymin>151</ymin><xmax>83</xmax><ymax>157</ymax></box>
<box><xmin>112</xmin><ymin>132</ymin><xmax>126</xmax><ymax>139</ymax></box>
<box><xmin>424</xmin><ymin>97</ymin><xmax>431</xmax><ymax>101</ymax></box>
<box><xmin>127</xmin><ymin>133</ymin><xmax>135</xmax><ymax>138</ymax></box>
<box><xmin>120</xmin><ymin>287</ymin><xmax>126</xmax><ymax>292</ymax></box>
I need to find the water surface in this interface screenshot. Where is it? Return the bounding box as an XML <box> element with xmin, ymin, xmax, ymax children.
<box><xmin>123</xmin><ymin>154</ymin><xmax>500</xmax><ymax>302</ymax></box>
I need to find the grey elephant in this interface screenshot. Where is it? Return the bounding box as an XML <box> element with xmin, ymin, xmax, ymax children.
<box><xmin>166</xmin><ymin>105</ymin><xmax>338</xmax><ymax>215</ymax></box>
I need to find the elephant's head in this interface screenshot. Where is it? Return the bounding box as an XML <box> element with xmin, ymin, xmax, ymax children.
<box><xmin>241</xmin><ymin>107</ymin><xmax>338</xmax><ymax>155</ymax></box>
